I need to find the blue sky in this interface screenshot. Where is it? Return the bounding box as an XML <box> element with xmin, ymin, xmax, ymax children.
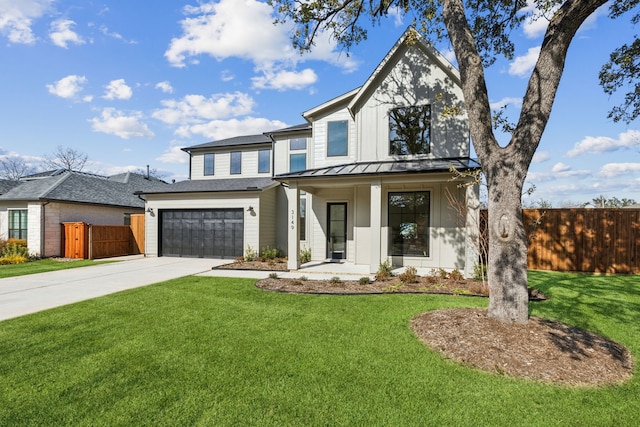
<box><xmin>0</xmin><ymin>0</ymin><xmax>638</xmax><ymax>206</ymax></box>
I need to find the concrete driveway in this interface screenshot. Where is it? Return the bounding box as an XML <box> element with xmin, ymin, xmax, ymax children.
<box><xmin>0</xmin><ymin>256</ymin><xmax>225</xmax><ymax>322</ymax></box>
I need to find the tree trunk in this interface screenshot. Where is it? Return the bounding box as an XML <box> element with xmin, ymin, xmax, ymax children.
<box><xmin>486</xmin><ymin>169</ymin><xmax>529</xmax><ymax>323</ymax></box>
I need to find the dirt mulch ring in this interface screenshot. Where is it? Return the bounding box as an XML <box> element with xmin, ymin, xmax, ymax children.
<box><xmin>218</xmin><ymin>259</ymin><xmax>289</xmax><ymax>271</ymax></box>
<box><xmin>255</xmin><ymin>275</ymin><xmax>633</xmax><ymax>387</ymax></box>
<box><xmin>412</xmin><ymin>308</ymin><xmax>634</xmax><ymax>387</ymax></box>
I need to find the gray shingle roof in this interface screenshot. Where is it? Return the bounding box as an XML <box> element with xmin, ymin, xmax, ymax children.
<box><xmin>183</xmin><ymin>134</ymin><xmax>272</xmax><ymax>151</ymax></box>
<box><xmin>275</xmin><ymin>157</ymin><xmax>481</xmax><ymax>180</ymax></box>
<box><xmin>0</xmin><ymin>170</ymin><xmax>169</xmax><ymax>208</ymax></box>
<box><xmin>140</xmin><ymin>177</ymin><xmax>277</xmax><ymax>195</ymax></box>
<box><xmin>0</xmin><ymin>179</ymin><xmax>22</xmax><ymax>194</ymax></box>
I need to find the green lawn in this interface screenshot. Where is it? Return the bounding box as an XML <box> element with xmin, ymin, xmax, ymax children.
<box><xmin>0</xmin><ymin>271</ymin><xmax>638</xmax><ymax>426</ymax></box>
<box><xmin>0</xmin><ymin>258</ymin><xmax>114</xmax><ymax>278</ymax></box>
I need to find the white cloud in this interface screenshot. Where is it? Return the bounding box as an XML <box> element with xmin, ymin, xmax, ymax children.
<box><xmin>221</xmin><ymin>69</ymin><xmax>234</xmax><ymax>82</ymax></box>
<box><xmin>155</xmin><ymin>81</ymin><xmax>173</xmax><ymax>94</ymax></box>
<box><xmin>532</xmin><ymin>151</ymin><xmax>551</xmax><ymax>163</ymax></box>
<box><xmin>509</xmin><ymin>46</ymin><xmax>540</xmax><ymax>77</ymax></box>
<box><xmin>90</xmin><ymin>108</ymin><xmax>154</xmax><ymax>139</ymax></box>
<box><xmin>526</xmin><ymin>165</ymin><xmax>591</xmax><ymax>183</ymax></box>
<box><xmin>489</xmin><ymin>97</ymin><xmax>522</xmax><ymax>110</ymax></box>
<box><xmin>164</xmin><ymin>0</ymin><xmax>358</xmax><ymax>88</ymax></box>
<box><xmin>175</xmin><ymin>117</ymin><xmax>288</xmax><ymax>140</ymax></box>
<box><xmin>566</xmin><ymin>130</ymin><xmax>640</xmax><ymax>157</ymax></box>
<box><xmin>49</xmin><ymin>19</ymin><xmax>84</xmax><ymax>48</ymax></box>
<box><xmin>156</xmin><ymin>143</ymin><xmax>188</xmax><ymax>164</ymax></box>
<box><xmin>103</xmin><ymin>79</ymin><xmax>133</xmax><ymax>100</ymax></box>
<box><xmin>387</xmin><ymin>6</ymin><xmax>405</xmax><ymax>27</ymax></box>
<box><xmin>598</xmin><ymin>163</ymin><xmax>640</xmax><ymax>178</ymax></box>
<box><xmin>252</xmin><ymin>67</ymin><xmax>318</xmax><ymax>91</ymax></box>
<box><xmin>46</xmin><ymin>74</ymin><xmax>88</xmax><ymax>99</ymax></box>
<box><xmin>152</xmin><ymin>92</ymin><xmax>255</xmax><ymax>125</ymax></box>
<box><xmin>551</xmin><ymin>162</ymin><xmax>571</xmax><ymax>173</ymax></box>
<box><xmin>0</xmin><ymin>0</ymin><xmax>52</xmax><ymax>44</ymax></box>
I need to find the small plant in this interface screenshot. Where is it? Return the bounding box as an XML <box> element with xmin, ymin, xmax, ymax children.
<box><xmin>261</xmin><ymin>246</ymin><xmax>280</xmax><ymax>260</ymax></box>
<box><xmin>398</xmin><ymin>266</ymin><xmax>418</xmax><ymax>284</ymax></box>
<box><xmin>245</xmin><ymin>245</ymin><xmax>257</xmax><ymax>262</ymax></box>
<box><xmin>473</xmin><ymin>263</ymin><xmax>487</xmax><ymax>282</ymax></box>
<box><xmin>452</xmin><ymin>288</ymin><xmax>471</xmax><ymax>296</ymax></box>
<box><xmin>329</xmin><ymin>276</ymin><xmax>342</xmax><ymax>285</ymax></box>
<box><xmin>299</xmin><ymin>247</ymin><xmax>312</xmax><ymax>264</ymax></box>
<box><xmin>0</xmin><ymin>254</ymin><xmax>28</xmax><ymax>265</ymax></box>
<box><xmin>299</xmin><ymin>275</ymin><xmax>308</xmax><ymax>281</ymax></box>
<box><xmin>359</xmin><ymin>276</ymin><xmax>371</xmax><ymax>285</ymax></box>
<box><xmin>234</xmin><ymin>256</ymin><xmax>245</xmax><ymax>264</ymax></box>
<box><xmin>268</xmin><ymin>272</ymin><xmax>279</xmax><ymax>279</ymax></box>
<box><xmin>0</xmin><ymin>239</ymin><xmax>30</xmax><ymax>264</ymax></box>
<box><xmin>375</xmin><ymin>259</ymin><xmax>394</xmax><ymax>280</ymax></box>
<box><xmin>449</xmin><ymin>269</ymin><xmax>464</xmax><ymax>281</ymax></box>
<box><xmin>429</xmin><ymin>268</ymin><xmax>449</xmax><ymax>280</ymax></box>
<box><xmin>382</xmin><ymin>283</ymin><xmax>405</xmax><ymax>293</ymax></box>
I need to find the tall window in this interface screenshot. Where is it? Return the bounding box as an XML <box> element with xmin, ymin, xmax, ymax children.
<box><xmin>204</xmin><ymin>153</ymin><xmax>215</xmax><ymax>176</ymax></box>
<box><xmin>289</xmin><ymin>137</ymin><xmax>307</xmax><ymax>172</ymax></box>
<box><xmin>8</xmin><ymin>209</ymin><xmax>27</xmax><ymax>240</ymax></box>
<box><xmin>299</xmin><ymin>197</ymin><xmax>306</xmax><ymax>241</ymax></box>
<box><xmin>230</xmin><ymin>151</ymin><xmax>241</xmax><ymax>174</ymax></box>
<box><xmin>389</xmin><ymin>105</ymin><xmax>431</xmax><ymax>155</ymax></box>
<box><xmin>258</xmin><ymin>149</ymin><xmax>270</xmax><ymax>173</ymax></box>
<box><xmin>388</xmin><ymin>192</ymin><xmax>430</xmax><ymax>257</ymax></box>
<box><xmin>327</xmin><ymin>120</ymin><xmax>348</xmax><ymax>156</ymax></box>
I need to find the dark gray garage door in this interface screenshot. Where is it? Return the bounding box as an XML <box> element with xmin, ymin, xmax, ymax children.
<box><xmin>160</xmin><ymin>209</ymin><xmax>243</xmax><ymax>259</ymax></box>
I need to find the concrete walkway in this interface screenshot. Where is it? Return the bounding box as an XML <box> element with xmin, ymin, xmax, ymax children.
<box><xmin>0</xmin><ymin>256</ymin><xmax>377</xmax><ymax>322</ymax></box>
<box><xmin>0</xmin><ymin>256</ymin><xmax>221</xmax><ymax>322</ymax></box>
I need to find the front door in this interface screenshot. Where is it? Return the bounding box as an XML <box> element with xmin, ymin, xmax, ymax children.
<box><xmin>327</xmin><ymin>203</ymin><xmax>347</xmax><ymax>260</ymax></box>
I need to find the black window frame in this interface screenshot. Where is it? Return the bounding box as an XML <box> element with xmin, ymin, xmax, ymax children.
<box><xmin>389</xmin><ymin>104</ymin><xmax>431</xmax><ymax>155</ymax></box>
<box><xmin>387</xmin><ymin>191</ymin><xmax>430</xmax><ymax>257</ymax></box>
<box><xmin>8</xmin><ymin>209</ymin><xmax>28</xmax><ymax>240</ymax></box>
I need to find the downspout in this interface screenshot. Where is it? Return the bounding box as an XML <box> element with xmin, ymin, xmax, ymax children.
<box><xmin>40</xmin><ymin>200</ymin><xmax>50</xmax><ymax>258</ymax></box>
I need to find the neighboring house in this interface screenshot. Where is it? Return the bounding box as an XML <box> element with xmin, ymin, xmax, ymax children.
<box><xmin>142</xmin><ymin>28</ymin><xmax>481</xmax><ymax>275</ymax></box>
<box><xmin>0</xmin><ymin>170</ymin><xmax>167</xmax><ymax>257</ymax></box>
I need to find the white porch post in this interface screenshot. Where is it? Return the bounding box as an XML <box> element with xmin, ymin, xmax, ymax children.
<box><xmin>286</xmin><ymin>182</ymin><xmax>300</xmax><ymax>270</ymax></box>
<box><xmin>464</xmin><ymin>182</ymin><xmax>481</xmax><ymax>278</ymax></box>
<box><xmin>370</xmin><ymin>181</ymin><xmax>382</xmax><ymax>274</ymax></box>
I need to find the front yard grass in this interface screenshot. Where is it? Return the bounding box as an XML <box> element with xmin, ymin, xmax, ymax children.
<box><xmin>0</xmin><ymin>271</ymin><xmax>638</xmax><ymax>426</ymax></box>
<box><xmin>0</xmin><ymin>258</ymin><xmax>113</xmax><ymax>278</ymax></box>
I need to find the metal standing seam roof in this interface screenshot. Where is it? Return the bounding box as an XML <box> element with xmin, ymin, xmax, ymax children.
<box><xmin>274</xmin><ymin>157</ymin><xmax>480</xmax><ymax>180</ymax></box>
<box><xmin>139</xmin><ymin>177</ymin><xmax>277</xmax><ymax>195</ymax></box>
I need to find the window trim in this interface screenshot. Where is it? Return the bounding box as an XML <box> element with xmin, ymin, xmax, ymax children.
<box><xmin>327</xmin><ymin>120</ymin><xmax>348</xmax><ymax>157</ymax></box>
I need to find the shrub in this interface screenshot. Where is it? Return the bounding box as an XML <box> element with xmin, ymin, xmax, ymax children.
<box><xmin>329</xmin><ymin>276</ymin><xmax>342</xmax><ymax>285</ymax></box>
<box><xmin>299</xmin><ymin>275</ymin><xmax>308</xmax><ymax>281</ymax></box>
<box><xmin>375</xmin><ymin>259</ymin><xmax>394</xmax><ymax>280</ymax></box>
<box><xmin>245</xmin><ymin>245</ymin><xmax>257</xmax><ymax>262</ymax></box>
<box><xmin>359</xmin><ymin>276</ymin><xmax>371</xmax><ymax>285</ymax></box>
<box><xmin>0</xmin><ymin>239</ymin><xmax>30</xmax><ymax>263</ymax></box>
<box><xmin>0</xmin><ymin>254</ymin><xmax>28</xmax><ymax>265</ymax></box>
<box><xmin>268</xmin><ymin>272</ymin><xmax>279</xmax><ymax>279</ymax></box>
<box><xmin>398</xmin><ymin>266</ymin><xmax>418</xmax><ymax>284</ymax></box>
<box><xmin>429</xmin><ymin>268</ymin><xmax>449</xmax><ymax>280</ymax></box>
<box><xmin>261</xmin><ymin>246</ymin><xmax>280</xmax><ymax>260</ymax></box>
<box><xmin>449</xmin><ymin>269</ymin><xmax>464</xmax><ymax>281</ymax></box>
<box><xmin>299</xmin><ymin>247</ymin><xmax>312</xmax><ymax>264</ymax></box>
<box><xmin>473</xmin><ymin>263</ymin><xmax>487</xmax><ymax>281</ymax></box>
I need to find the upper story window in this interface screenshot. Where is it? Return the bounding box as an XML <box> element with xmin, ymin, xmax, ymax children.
<box><xmin>327</xmin><ymin>120</ymin><xmax>348</xmax><ymax>157</ymax></box>
<box><xmin>389</xmin><ymin>105</ymin><xmax>431</xmax><ymax>155</ymax></box>
<box><xmin>230</xmin><ymin>151</ymin><xmax>241</xmax><ymax>175</ymax></box>
<box><xmin>289</xmin><ymin>137</ymin><xmax>307</xmax><ymax>172</ymax></box>
<box><xmin>8</xmin><ymin>209</ymin><xmax>27</xmax><ymax>240</ymax></box>
<box><xmin>204</xmin><ymin>153</ymin><xmax>215</xmax><ymax>176</ymax></box>
<box><xmin>258</xmin><ymin>149</ymin><xmax>270</xmax><ymax>174</ymax></box>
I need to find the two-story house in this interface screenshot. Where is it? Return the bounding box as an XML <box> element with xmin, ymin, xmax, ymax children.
<box><xmin>141</xmin><ymin>28</ymin><xmax>481</xmax><ymax>275</ymax></box>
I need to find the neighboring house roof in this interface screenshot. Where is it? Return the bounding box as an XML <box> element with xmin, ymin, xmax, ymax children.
<box><xmin>275</xmin><ymin>157</ymin><xmax>480</xmax><ymax>180</ymax></box>
<box><xmin>182</xmin><ymin>134</ymin><xmax>272</xmax><ymax>152</ymax></box>
<box><xmin>0</xmin><ymin>179</ymin><xmax>22</xmax><ymax>194</ymax></box>
<box><xmin>0</xmin><ymin>170</ymin><xmax>168</xmax><ymax>208</ymax></box>
<box><xmin>140</xmin><ymin>177</ymin><xmax>277</xmax><ymax>195</ymax></box>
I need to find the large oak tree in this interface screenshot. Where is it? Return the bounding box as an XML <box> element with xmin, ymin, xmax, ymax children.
<box><xmin>269</xmin><ymin>0</ymin><xmax>639</xmax><ymax>323</ymax></box>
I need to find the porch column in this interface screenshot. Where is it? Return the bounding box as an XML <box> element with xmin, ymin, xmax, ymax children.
<box><xmin>464</xmin><ymin>182</ymin><xmax>481</xmax><ymax>278</ymax></box>
<box><xmin>286</xmin><ymin>182</ymin><xmax>300</xmax><ymax>270</ymax></box>
<box><xmin>370</xmin><ymin>180</ymin><xmax>382</xmax><ymax>274</ymax></box>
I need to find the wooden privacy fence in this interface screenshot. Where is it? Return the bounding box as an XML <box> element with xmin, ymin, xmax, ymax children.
<box><xmin>62</xmin><ymin>214</ymin><xmax>145</xmax><ymax>259</ymax></box>
<box><xmin>480</xmin><ymin>209</ymin><xmax>640</xmax><ymax>274</ymax></box>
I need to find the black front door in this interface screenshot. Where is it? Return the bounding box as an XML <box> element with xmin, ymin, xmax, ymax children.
<box><xmin>327</xmin><ymin>203</ymin><xmax>347</xmax><ymax>260</ymax></box>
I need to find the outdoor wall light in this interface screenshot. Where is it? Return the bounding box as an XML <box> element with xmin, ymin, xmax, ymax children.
<box><xmin>246</xmin><ymin>206</ymin><xmax>254</xmax><ymax>212</ymax></box>
<box><xmin>146</xmin><ymin>207</ymin><xmax>153</xmax><ymax>213</ymax></box>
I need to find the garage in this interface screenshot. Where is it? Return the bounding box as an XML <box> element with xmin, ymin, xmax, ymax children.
<box><xmin>159</xmin><ymin>209</ymin><xmax>243</xmax><ymax>259</ymax></box>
